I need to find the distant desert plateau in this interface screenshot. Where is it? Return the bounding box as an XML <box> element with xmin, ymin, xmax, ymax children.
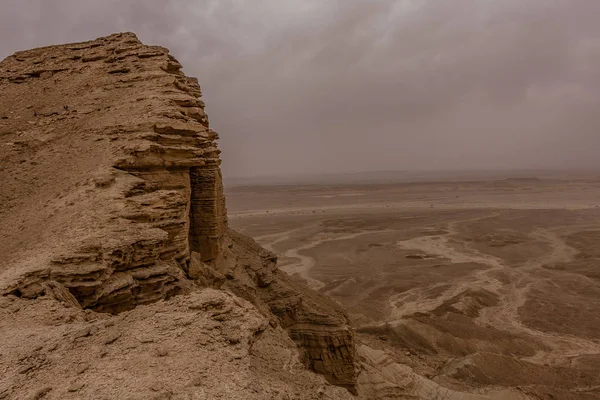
<box><xmin>228</xmin><ymin>174</ymin><xmax>600</xmax><ymax>399</ymax></box>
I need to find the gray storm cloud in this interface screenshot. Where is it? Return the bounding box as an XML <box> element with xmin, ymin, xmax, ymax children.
<box><xmin>1</xmin><ymin>0</ymin><xmax>599</xmax><ymax>177</ymax></box>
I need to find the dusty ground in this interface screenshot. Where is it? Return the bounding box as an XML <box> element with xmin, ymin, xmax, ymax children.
<box><xmin>0</xmin><ymin>288</ymin><xmax>354</xmax><ymax>400</ymax></box>
<box><xmin>228</xmin><ymin>175</ymin><xmax>600</xmax><ymax>399</ymax></box>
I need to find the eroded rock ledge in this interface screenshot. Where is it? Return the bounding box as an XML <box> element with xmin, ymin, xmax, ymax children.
<box><xmin>0</xmin><ymin>33</ymin><xmax>356</xmax><ymax>392</ymax></box>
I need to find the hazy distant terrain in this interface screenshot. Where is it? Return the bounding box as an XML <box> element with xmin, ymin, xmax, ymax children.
<box><xmin>224</xmin><ymin>169</ymin><xmax>600</xmax><ymax>187</ymax></box>
<box><xmin>228</xmin><ymin>172</ymin><xmax>600</xmax><ymax>398</ymax></box>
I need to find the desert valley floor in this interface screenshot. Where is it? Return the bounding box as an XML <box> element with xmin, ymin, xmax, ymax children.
<box><xmin>228</xmin><ymin>175</ymin><xmax>600</xmax><ymax>399</ymax></box>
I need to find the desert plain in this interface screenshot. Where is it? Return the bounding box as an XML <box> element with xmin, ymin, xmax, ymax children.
<box><xmin>228</xmin><ymin>173</ymin><xmax>600</xmax><ymax>399</ymax></box>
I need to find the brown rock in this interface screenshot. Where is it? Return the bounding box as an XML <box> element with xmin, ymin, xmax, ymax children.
<box><xmin>29</xmin><ymin>387</ymin><xmax>52</xmax><ymax>400</ymax></box>
<box><xmin>67</xmin><ymin>382</ymin><xmax>85</xmax><ymax>392</ymax></box>
<box><xmin>188</xmin><ymin>252</ymin><xmax>226</xmax><ymax>287</ymax></box>
<box><xmin>0</xmin><ymin>32</ymin><xmax>357</xmax><ymax>398</ymax></box>
<box><xmin>103</xmin><ymin>332</ymin><xmax>121</xmax><ymax>345</ymax></box>
<box><xmin>224</xmin><ymin>230</ymin><xmax>357</xmax><ymax>393</ymax></box>
<box><xmin>76</xmin><ymin>363</ymin><xmax>90</xmax><ymax>374</ymax></box>
<box><xmin>154</xmin><ymin>346</ymin><xmax>169</xmax><ymax>357</ymax></box>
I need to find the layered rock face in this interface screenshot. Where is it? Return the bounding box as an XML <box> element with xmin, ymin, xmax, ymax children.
<box><xmin>0</xmin><ymin>32</ymin><xmax>228</xmax><ymax>313</ymax></box>
<box><xmin>224</xmin><ymin>230</ymin><xmax>357</xmax><ymax>393</ymax></box>
<box><xmin>0</xmin><ymin>33</ymin><xmax>356</xmax><ymax>393</ymax></box>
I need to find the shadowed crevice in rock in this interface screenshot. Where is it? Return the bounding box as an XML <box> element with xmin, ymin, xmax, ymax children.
<box><xmin>189</xmin><ymin>165</ymin><xmax>227</xmax><ymax>268</ymax></box>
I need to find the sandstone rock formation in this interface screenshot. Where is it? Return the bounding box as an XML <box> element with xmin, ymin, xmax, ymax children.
<box><xmin>0</xmin><ymin>32</ymin><xmax>225</xmax><ymax>312</ymax></box>
<box><xmin>0</xmin><ymin>32</ymin><xmax>356</xmax><ymax>397</ymax></box>
<box><xmin>224</xmin><ymin>230</ymin><xmax>357</xmax><ymax>392</ymax></box>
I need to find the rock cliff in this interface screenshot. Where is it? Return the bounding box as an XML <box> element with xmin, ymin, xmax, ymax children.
<box><xmin>224</xmin><ymin>230</ymin><xmax>357</xmax><ymax>392</ymax></box>
<box><xmin>0</xmin><ymin>32</ymin><xmax>356</xmax><ymax>395</ymax></box>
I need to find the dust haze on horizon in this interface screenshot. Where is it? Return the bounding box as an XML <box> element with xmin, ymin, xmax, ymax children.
<box><xmin>2</xmin><ymin>0</ymin><xmax>599</xmax><ymax>179</ymax></box>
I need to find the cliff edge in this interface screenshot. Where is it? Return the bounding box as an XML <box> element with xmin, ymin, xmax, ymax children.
<box><xmin>0</xmin><ymin>33</ymin><xmax>356</xmax><ymax>398</ymax></box>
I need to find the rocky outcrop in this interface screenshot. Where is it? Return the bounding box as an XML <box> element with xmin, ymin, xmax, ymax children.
<box><xmin>0</xmin><ymin>289</ymin><xmax>354</xmax><ymax>400</ymax></box>
<box><xmin>223</xmin><ymin>230</ymin><xmax>357</xmax><ymax>393</ymax></box>
<box><xmin>0</xmin><ymin>32</ymin><xmax>226</xmax><ymax>313</ymax></box>
<box><xmin>0</xmin><ymin>33</ymin><xmax>356</xmax><ymax>392</ymax></box>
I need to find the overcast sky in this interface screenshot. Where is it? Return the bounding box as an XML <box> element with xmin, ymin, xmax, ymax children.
<box><xmin>1</xmin><ymin>1</ymin><xmax>599</xmax><ymax>178</ymax></box>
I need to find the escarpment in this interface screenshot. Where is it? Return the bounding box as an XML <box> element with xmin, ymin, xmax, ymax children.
<box><xmin>0</xmin><ymin>33</ymin><xmax>356</xmax><ymax>393</ymax></box>
<box><xmin>0</xmin><ymin>32</ymin><xmax>225</xmax><ymax>313</ymax></box>
<box><xmin>223</xmin><ymin>230</ymin><xmax>357</xmax><ymax>393</ymax></box>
